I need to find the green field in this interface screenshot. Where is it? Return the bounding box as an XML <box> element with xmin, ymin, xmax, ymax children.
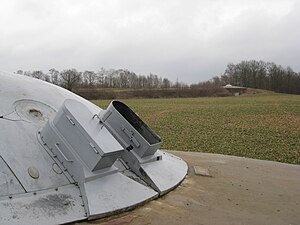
<box><xmin>92</xmin><ymin>92</ymin><xmax>300</xmax><ymax>164</ymax></box>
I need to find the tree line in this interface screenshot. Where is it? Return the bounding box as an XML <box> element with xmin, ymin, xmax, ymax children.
<box><xmin>15</xmin><ymin>68</ymin><xmax>174</xmax><ymax>91</ymax></box>
<box><xmin>219</xmin><ymin>60</ymin><xmax>300</xmax><ymax>94</ymax></box>
<box><xmin>16</xmin><ymin>60</ymin><xmax>300</xmax><ymax>96</ymax></box>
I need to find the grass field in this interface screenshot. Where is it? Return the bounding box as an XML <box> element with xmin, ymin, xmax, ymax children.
<box><xmin>92</xmin><ymin>92</ymin><xmax>300</xmax><ymax>164</ymax></box>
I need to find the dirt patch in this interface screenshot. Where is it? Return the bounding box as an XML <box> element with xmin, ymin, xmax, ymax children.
<box><xmin>82</xmin><ymin>151</ymin><xmax>300</xmax><ymax>225</ymax></box>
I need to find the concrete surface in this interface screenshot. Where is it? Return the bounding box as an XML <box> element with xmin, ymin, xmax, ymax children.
<box><xmin>75</xmin><ymin>151</ymin><xmax>300</xmax><ymax>225</ymax></box>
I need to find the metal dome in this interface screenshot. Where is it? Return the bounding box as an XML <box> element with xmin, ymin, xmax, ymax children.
<box><xmin>0</xmin><ymin>72</ymin><xmax>187</xmax><ymax>224</ymax></box>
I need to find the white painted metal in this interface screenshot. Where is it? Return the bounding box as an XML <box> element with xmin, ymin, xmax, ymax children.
<box><xmin>0</xmin><ymin>71</ymin><xmax>188</xmax><ymax>224</ymax></box>
<box><xmin>0</xmin><ymin>184</ymin><xmax>86</xmax><ymax>225</ymax></box>
<box><xmin>98</xmin><ymin>101</ymin><xmax>188</xmax><ymax>194</ymax></box>
<box><xmin>100</xmin><ymin>101</ymin><xmax>162</xmax><ymax>158</ymax></box>
<box><xmin>84</xmin><ymin>172</ymin><xmax>158</xmax><ymax>219</ymax></box>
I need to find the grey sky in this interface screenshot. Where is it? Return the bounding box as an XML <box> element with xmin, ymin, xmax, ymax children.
<box><xmin>0</xmin><ymin>0</ymin><xmax>299</xmax><ymax>84</ymax></box>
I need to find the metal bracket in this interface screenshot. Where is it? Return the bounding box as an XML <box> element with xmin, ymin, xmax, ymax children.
<box><xmin>101</xmin><ymin>110</ymin><xmax>112</xmax><ymax>122</ymax></box>
<box><xmin>89</xmin><ymin>142</ymin><xmax>99</xmax><ymax>154</ymax></box>
<box><xmin>121</xmin><ymin>125</ymin><xmax>140</xmax><ymax>147</ymax></box>
<box><xmin>66</xmin><ymin>115</ymin><xmax>75</xmax><ymax>125</ymax></box>
<box><xmin>55</xmin><ymin>143</ymin><xmax>74</xmax><ymax>162</ymax></box>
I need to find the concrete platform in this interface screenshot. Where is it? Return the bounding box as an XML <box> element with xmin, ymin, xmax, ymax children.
<box><xmin>76</xmin><ymin>151</ymin><xmax>300</xmax><ymax>225</ymax></box>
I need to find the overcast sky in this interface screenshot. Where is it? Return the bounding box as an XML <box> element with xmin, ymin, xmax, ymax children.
<box><xmin>1</xmin><ymin>0</ymin><xmax>299</xmax><ymax>84</ymax></box>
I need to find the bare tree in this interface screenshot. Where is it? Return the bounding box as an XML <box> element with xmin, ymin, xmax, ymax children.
<box><xmin>48</xmin><ymin>68</ymin><xmax>60</xmax><ymax>85</ymax></box>
<box><xmin>97</xmin><ymin>68</ymin><xmax>106</xmax><ymax>88</ymax></box>
<box><xmin>220</xmin><ymin>60</ymin><xmax>300</xmax><ymax>94</ymax></box>
<box><xmin>16</xmin><ymin>70</ymin><xmax>24</xmax><ymax>75</ymax></box>
<box><xmin>60</xmin><ymin>69</ymin><xmax>81</xmax><ymax>91</ymax></box>
<box><xmin>162</xmin><ymin>78</ymin><xmax>171</xmax><ymax>89</ymax></box>
<box><xmin>31</xmin><ymin>70</ymin><xmax>45</xmax><ymax>80</ymax></box>
<box><xmin>83</xmin><ymin>70</ymin><xmax>96</xmax><ymax>87</ymax></box>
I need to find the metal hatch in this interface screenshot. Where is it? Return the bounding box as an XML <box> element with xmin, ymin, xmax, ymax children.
<box><xmin>0</xmin><ymin>156</ymin><xmax>25</xmax><ymax>197</ymax></box>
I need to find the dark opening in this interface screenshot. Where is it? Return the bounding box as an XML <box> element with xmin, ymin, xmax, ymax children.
<box><xmin>112</xmin><ymin>101</ymin><xmax>161</xmax><ymax>145</ymax></box>
<box><xmin>29</xmin><ymin>109</ymin><xmax>42</xmax><ymax>118</ymax></box>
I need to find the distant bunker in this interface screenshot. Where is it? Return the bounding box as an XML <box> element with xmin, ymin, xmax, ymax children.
<box><xmin>223</xmin><ymin>84</ymin><xmax>247</xmax><ymax>96</ymax></box>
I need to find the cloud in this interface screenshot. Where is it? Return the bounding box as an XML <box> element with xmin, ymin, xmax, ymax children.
<box><xmin>0</xmin><ymin>0</ymin><xmax>299</xmax><ymax>83</ymax></box>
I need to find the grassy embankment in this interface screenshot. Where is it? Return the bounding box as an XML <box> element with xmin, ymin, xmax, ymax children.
<box><xmin>92</xmin><ymin>92</ymin><xmax>300</xmax><ymax>164</ymax></box>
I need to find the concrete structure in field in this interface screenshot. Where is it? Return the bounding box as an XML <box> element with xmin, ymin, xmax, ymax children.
<box><xmin>223</xmin><ymin>84</ymin><xmax>247</xmax><ymax>96</ymax></box>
